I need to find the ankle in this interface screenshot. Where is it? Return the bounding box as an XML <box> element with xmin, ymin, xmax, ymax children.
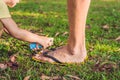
<box><xmin>67</xmin><ymin>44</ymin><xmax>86</xmax><ymax>55</ymax></box>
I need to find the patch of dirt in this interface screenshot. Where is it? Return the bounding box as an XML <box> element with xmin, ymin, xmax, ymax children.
<box><xmin>93</xmin><ymin>61</ymin><xmax>118</xmax><ymax>72</ymax></box>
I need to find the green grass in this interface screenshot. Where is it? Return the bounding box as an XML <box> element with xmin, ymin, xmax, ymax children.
<box><xmin>0</xmin><ymin>0</ymin><xmax>120</xmax><ymax>80</ymax></box>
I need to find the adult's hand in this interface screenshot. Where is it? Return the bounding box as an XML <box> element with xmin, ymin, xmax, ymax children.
<box><xmin>4</xmin><ymin>0</ymin><xmax>19</xmax><ymax>8</ymax></box>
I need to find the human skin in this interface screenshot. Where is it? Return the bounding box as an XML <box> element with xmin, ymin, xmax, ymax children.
<box><xmin>3</xmin><ymin>0</ymin><xmax>19</xmax><ymax>7</ymax></box>
<box><xmin>0</xmin><ymin>18</ymin><xmax>53</xmax><ymax>49</ymax></box>
<box><xmin>33</xmin><ymin>0</ymin><xmax>91</xmax><ymax>63</ymax></box>
<box><xmin>0</xmin><ymin>0</ymin><xmax>53</xmax><ymax>49</ymax></box>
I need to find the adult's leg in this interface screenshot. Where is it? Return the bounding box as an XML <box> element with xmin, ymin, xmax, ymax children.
<box><xmin>67</xmin><ymin>0</ymin><xmax>90</xmax><ymax>55</ymax></box>
<box><xmin>33</xmin><ymin>0</ymin><xmax>91</xmax><ymax>63</ymax></box>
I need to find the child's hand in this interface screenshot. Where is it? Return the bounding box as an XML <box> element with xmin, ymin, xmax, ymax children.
<box><xmin>4</xmin><ymin>0</ymin><xmax>19</xmax><ymax>8</ymax></box>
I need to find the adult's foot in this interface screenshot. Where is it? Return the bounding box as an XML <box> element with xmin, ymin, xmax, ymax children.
<box><xmin>33</xmin><ymin>45</ymin><xmax>87</xmax><ymax>63</ymax></box>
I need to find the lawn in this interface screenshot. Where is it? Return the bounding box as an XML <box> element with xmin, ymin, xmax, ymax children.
<box><xmin>0</xmin><ymin>0</ymin><xmax>120</xmax><ymax>80</ymax></box>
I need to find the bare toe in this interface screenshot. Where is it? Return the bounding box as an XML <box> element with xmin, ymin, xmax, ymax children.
<box><xmin>33</xmin><ymin>54</ymin><xmax>54</xmax><ymax>62</ymax></box>
<box><xmin>48</xmin><ymin>38</ymin><xmax>54</xmax><ymax>46</ymax></box>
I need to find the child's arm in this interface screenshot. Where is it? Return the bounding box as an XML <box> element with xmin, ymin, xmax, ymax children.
<box><xmin>0</xmin><ymin>0</ymin><xmax>53</xmax><ymax>49</ymax></box>
<box><xmin>0</xmin><ymin>22</ymin><xmax>3</xmax><ymax>37</ymax></box>
<box><xmin>0</xmin><ymin>18</ymin><xmax>53</xmax><ymax>49</ymax></box>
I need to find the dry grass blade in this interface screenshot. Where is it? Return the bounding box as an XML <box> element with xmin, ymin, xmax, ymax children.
<box><xmin>41</xmin><ymin>74</ymin><xmax>50</xmax><ymax>80</ymax></box>
<box><xmin>62</xmin><ymin>31</ymin><xmax>68</xmax><ymax>36</ymax></box>
<box><xmin>115</xmin><ymin>36</ymin><xmax>120</xmax><ymax>41</ymax></box>
<box><xmin>23</xmin><ymin>76</ymin><xmax>30</xmax><ymax>80</ymax></box>
<box><xmin>0</xmin><ymin>76</ymin><xmax>7</xmax><ymax>79</ymax></box>
<box><xmin>55</xmin><ymin>32</ymin><xmax>60</xmax><ymax>37</ymax></box>
<box><xmin>10</xmin><ymin>54</ymin><xmax>17</xmax><ymax>63</ymax></box>
<box><xmin>41</xmin><ymin>74</ymin><xmax>66</xmax><ymax>80</ymax></box>
<box><xmin>50</xmin><ymin>76</ymin><xmax>65</xmax><ymax>80</ymax></box>
<box><xmin>102</xmin><ymin>25</ymin><xmax>109</xmax><ymax>30</ymax></box>
<box><xmin>66</xmin><ymin>75</ymin><xmax>81</xmax><ymax>80</ymax></box>
<box><xmin>0</xmin><ymin>63</ymin><xmax>7</xmax><ymax>70</ymax></box>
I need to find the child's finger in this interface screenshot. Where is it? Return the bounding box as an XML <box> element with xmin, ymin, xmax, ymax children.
<box><xmin>48</xmin><ymin>38</ymin><xmax>54</xmax><ymax>46</ymax></box>
<box><xmin>36</xmin><ymin>44</ymin><xmax>39</xmax><ymax>50</ymax></box>
<box><xmin>32</xmin><ymin>49</ymin><xmax>35</xmax><ymax>51</ymax></box>
<box><xmin>34</xmin><ymin>48</ymin><xmax>37</xmax><ymax>51</ymax></box>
